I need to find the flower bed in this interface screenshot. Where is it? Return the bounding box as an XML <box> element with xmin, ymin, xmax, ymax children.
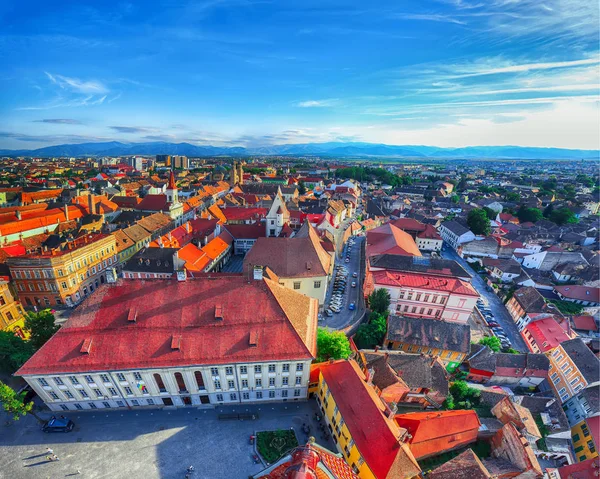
<box><xmin>256</xmin><ymin>429</ymin><xmax>299</xmax><ymax>464</ymax></box>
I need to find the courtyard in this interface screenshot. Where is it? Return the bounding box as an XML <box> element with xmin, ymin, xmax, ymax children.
<box><xmin>0</xmin><ymin>400</ymin><xmax>333</xmax><ymax>479</ymax></box>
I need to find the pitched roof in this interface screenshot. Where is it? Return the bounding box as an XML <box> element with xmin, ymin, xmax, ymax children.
<box><xmin>319</xmin><ymin>360</ymin><xmax>421</xmax><ymax>479</ymax></box>
<box><xmin>366</xmin><ymin>223</ymin><xmax>422</xmax><ymax>258</ymax></box>
<box><xmin>371</xmin><ymin>270</ymin><xmax>478</xmax><ymax>296</ymax></box>
<box><xmin>554</xmin><ymin>285</ymin><xmax>600</xmax><ymax>303</ymax></box>
<box><xmin>441</xmin><ymin>220</ymin><xmax>471</xmax><ymax>236</ymax></box>
<box><xmin>522</xmin><ymin>317</ymin><xmax>572</xmax><ymax>352</ymax></box>
<box><xmin>512</xmin><ymin>286</ymin><xmax>547</xmax><ymax>312</ymax></box>
<box><xmin>387</xmin><ymin>315</ymin><xmax>471</xmax><ymax>353</ymax></box>
<box><xmin>369</xmin><ymin>254</ymin><xmax>470</xmax><ymax>279</ymax></box>
<box><xmin>16</xmin><ymin>277</ymin><xmax>317</xmax><ymax>376</ymax></box>
<box><xmin>572</xmin><ymin>315</ymin><xmax>598</xmax><ymax>331</ymax></box>
<box><xmin>428</xmin><ymin>449</ymin><xmax>491</xmax><ymax>479</ymax></box>
<box><xmin>557</xmin><ymin>457</ymin><xmax>600</xmax><ymax>479</ymax></box>
<box><xmin>560</xmin><ymin>339</ymin><xmax>600</xmax><ymax>384</ymax></box>
<box><xmin>244</xmin><ymin>225</ymin><xmax>331</xmax><ymax>278</ymax></box>
<box><xmin>223</xmin><ymin>223</ymin><xmax>266</xmax><ymax>240</ymax></box>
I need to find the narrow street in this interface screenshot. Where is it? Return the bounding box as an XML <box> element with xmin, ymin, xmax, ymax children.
<box><xmin>441</xmin><ymin>246</ymin><xmax>528</xmax><ymax>352</ymax></box>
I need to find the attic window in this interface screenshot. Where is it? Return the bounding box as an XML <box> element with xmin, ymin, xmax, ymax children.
<box><xmin>80</xmin><ymin>338</ymin><xmax>93</xmax><ymax>354</ymax></box>
<box><xmin>127</xmin><ymin>308</ymin><xmax>137</xmax><ymax>322</ymax></box>
<box><xmin>306</xmin><ymin>261</ymin><xmax>312</xmax><ymax>271</ymax></box>
<box><xmin>249</xmin><ymin>330</ymin><xmax>258</xmax><ymax>347</ymax></box>
<box><xmin>215</xmin><ymin>305</ymin><xmax>223</xmax><ymax>321</ymax></box>
<box><xmin>171</xmin><ymin>335</ymin><xmax>181</xmax><ymax>350</ymax></box>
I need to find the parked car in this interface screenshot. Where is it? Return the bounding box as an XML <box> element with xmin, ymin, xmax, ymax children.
<box><xmin>352</xmin><ymin>272</ymin><xmax>358</xmax><ymax>278</ymax></box>
<box><xmin>325</xmin><ymin>309</ymin><xmax>333</xmax><ymax>317</ymax></box>
<box><xmin>349</xmin><ymin>302</ymin><xmax>356</xmax><ymax>310</ymax></box>
<box><xmin>42</xmin><ymin>417</ymin><xmax>75</xmax><ymax>433</ymax></box>
<box><xmin>345</xmin><ymin>258</ymin><xmax>350</xmax><ymax>263</ymax></box>
<box><xmin>351</xmin><ymin>282</ymin><xmax>357</xmax><ymax>288</ymax></box>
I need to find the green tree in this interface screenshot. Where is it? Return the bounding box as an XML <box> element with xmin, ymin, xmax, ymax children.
<box><xmin>316</xmin><ymin>328</ymin><xmax>351</xmax><ymax>362</ymax></box>
<box><xmin>368</xmin><ymin>289</ymin><xmax>391</xmax><ymax>315</ymax></box>
<box><xmin>543</xmin><ymin>203</ymin><xmax>554</xmax><ymax>218</ymax></box>
<box><xmin>504</xmin><ymin>192</ymin><xmax>520</xmax><ymax>202</ymax></box>
<box><xmin>442</xmin><ymin>392</ymin><xmax>455</xmax><ymax>410</ymax></box>
<box><xmin>354</xmin><ymin>312</ymin><xmax>387</xmax><ymax>349</ymax></box>
<box><xmin>478</xmin><ymin>336</ymin><xmax>501</xmax><ymax>352</ymax></box>
<box><xmin>0</xmin><ymin>331</ymin><xmax>35</xmax><ymax>374</ymax></box>
<box><xmin>450</xmin><ymin>195</ymin><xmax>460</xmax><ymax>204</ymax></box>
<box><xmin>482</xmin><ymin>207</ymin><xmax>497</xmax><ymax>220</ymax></box>
<box><xmin>450</xmin><ymin>380</ymin><xmax>481</xmax><ymax>408</ymax></box>
<box><xmin>298</xmin><ymin>180</ymin><xmax>307</xmax><ymax>195</ymax></box>
<box><xmin>24</xmin><ymin>309</ymin><xmax>59</xmax><ymax>351</ymax></box>
<box><xmin>0</xmin><ymin>381</ymin><xmax>42</xmax><ymax>422</ymax></box>
<box><xmin>550</xmin><ymin>207</ymin><xmax>578</xmax><ymax>225</ymax></box>
<box><xmin>517</xmin><ymin>206</ymin><xmax>543</xmax><ymax>223</ymax></box>
<box><xmin>467</xmin><ymin>209</ymin><xmax>491</xmax><ymax>235</ymax></box>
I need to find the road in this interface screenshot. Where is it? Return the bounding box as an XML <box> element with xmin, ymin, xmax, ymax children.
<box><xmin>321</xmin><ymin>235</ymin><xmax>366</xmax><ymax>330</ymax></box>
<box><xmin>441</xmin><ymin>246</ymin><xmax>528</xmax><ymax>352</ymax></box>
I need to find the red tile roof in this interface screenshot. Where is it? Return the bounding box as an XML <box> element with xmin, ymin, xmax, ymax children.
<box><xmin>391</xmin><ymin>218</ymin><xmax>426</xmax><ymax>232</ymax></box>
<box><xmin>223</xmin><ymin>223</ymin><xmax>265</xmax><ymax>240</ymax></box>
<box><xmin>16</xmin><ymin>277</ymin><xmax>317</xmax><ymax>376</ymax></box>
<box><xmin>137</xmin><ymin>194</ymin><xmax>170</xmax><ymax>212</ymax></box>
<box><xmin>366</xmin><ymin>223</ymin><xmax>422</xmax><ymax>258</ymax></box>
<box><xmin>522</xmin><ymin>317</ymin><xmax>573</xmax><ymax>352</ymax></box>
<box><xmin>557</xmin><ymin>457</ymin><xmax>600</xmax><ymax>479</ymax></box>
<box><xmin>555</xmin><ymin>285</ymin><xmax>600</xmax><ymax>303</ymax></box>
<box><xmin>221</xmin><ymin>207</ymin><xmax>267</xmax><ymax>222</ymax></box>
<box><xmin>320</xmin><ymin>360</ymin><xmax>421</xmax><ymax>479</ymax></box>
<box><xmin>572</xmin><ymin>315</ymin><xmax>598</xmax><ymax>331</ymax></box>
<box><xmin>371</xmin><ymin>270</ymin><xmax>478</xmax><ymax>296</ymax></box>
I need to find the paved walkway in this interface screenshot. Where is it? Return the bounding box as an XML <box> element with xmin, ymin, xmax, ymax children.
<box><xmin>0</xmin><ymin>400</ymin><xmax>333</xmax><ymax>479</ymax></box>
<box><xmin>441</xmin><ymin>247</ymin><xmax>528</xmax><ymax>352</ymax></box>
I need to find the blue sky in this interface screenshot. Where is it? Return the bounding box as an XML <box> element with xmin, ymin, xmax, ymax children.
<box><xmin>0</xmin><ymin>0</ymin><xmax>599</xmax><ymax>150</ymax></box>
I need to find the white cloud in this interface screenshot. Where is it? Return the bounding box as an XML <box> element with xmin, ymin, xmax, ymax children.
<box><xmin>295</xmin><ymin>99</ymin><xmax>338</xmax><ymax>108</ymax></box>
<box><xmin>451</xmin><ymin>57</ymin><xmax>600</xmax><ymax>78</ymax></box>
<box><xmin>44</xmin><ymin>72</ymin><xmax>108</xmax><ymax>94</ymax></box>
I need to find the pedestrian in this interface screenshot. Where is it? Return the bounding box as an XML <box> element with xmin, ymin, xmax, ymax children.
<box><xmin>52</xmin><ymin>454</ymin><xmax>59</xmax><ymax>461</ymax></box>
<box><xmin>46</xmin><ymin>447</ymin><xmax>53</xmax><ymax>454</ymax></box>
<box><xmin>46</xmin><ymin>456</ymin><xmax>53</xmax><ymax>462</ymax></box>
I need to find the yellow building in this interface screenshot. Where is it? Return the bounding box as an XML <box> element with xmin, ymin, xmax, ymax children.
<box><xmin>571</xmin><ymin>415</ymin><xmax>599</xmax><ymax>463</ymax></box>
<box><xmin>316</xmin><ymin>360</ymin><xmax>421</xmax><ymax>479</ymax></box>
<box><xmin>6</xmin><ymin>233</ymin><xmax>117</xmax><ymax>308</ymax></box>
<box><xmin>0</xmin><ymin>280</ymin><xmax>28</xmax><ymax>339</ymax></box>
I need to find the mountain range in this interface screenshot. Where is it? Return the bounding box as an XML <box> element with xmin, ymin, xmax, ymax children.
<box><xmin>0</xmin><ymin>141</ymin><xmax>598</xmax><ymax>160</ymax></box>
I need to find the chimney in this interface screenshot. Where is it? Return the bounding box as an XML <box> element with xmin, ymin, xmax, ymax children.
<box><xmin>15</xmin><ymin>210</ymin><xmax>21</xmax><ymax>220</ymax></box>
<box><xmin>64</xmin><ymin>204</ymin><xmax>69</xmax><ymax>221</ymax></box>
<box><xmin>88</xmin><ymin>193</ymin><xmax>95</xmax><ymax>215</ymax></box>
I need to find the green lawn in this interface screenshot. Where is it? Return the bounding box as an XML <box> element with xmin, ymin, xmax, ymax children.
<box><xmin>256</xmin><ymin>429</ymin><xmax>299</xmax><ymax>464</ymax></box>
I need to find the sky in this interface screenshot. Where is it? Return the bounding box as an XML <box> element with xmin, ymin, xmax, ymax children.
<box><xmin>0</xmin><ymin>0</ymin><xmax>599</xmax><ymax>151</ymax></box>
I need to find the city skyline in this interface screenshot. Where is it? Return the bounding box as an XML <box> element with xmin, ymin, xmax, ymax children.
<box><xmin>1</xmin><ymin>0</ymin><xmax>599</xmax><ymax>150</ymax></box>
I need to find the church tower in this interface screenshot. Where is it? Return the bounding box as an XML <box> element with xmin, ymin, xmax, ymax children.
<box><xmin>237</xmin><ymin>161</ymin><xmax>244</xmax><ymax>185</ymax></box>
<box><xmin>166</xmin><ymin>170</ymin><xmax>178</xmax><ymax>204</ymax></box>
<box><xmin>230</xmin><ymin>161</ymin><xmax>238</xmax><ymax>185</ymax></box>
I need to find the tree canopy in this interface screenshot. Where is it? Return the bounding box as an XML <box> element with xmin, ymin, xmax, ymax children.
<box><xmin>549</xmin><ymin>207</ymin><xmax>578</xmax><ymax>225</ymax></box>
<box><xmin>467</xmin><ymin>208</ymin><xmax>491</xmax><ymax>236</ymax></box>
<box><xmin>368</xmin><ymin>289</ymin><xmax>391</xmax><ymax>315</ymax></box>
<box><xmin>298</xmin><ymin>180</ymin><xmax>306</xmax><ymax>195</ymax></box>
<box><xmin>478</xmin><ymin>336</ymin><xmax>501</xmax><ymax>352</ymax></box>
<box><xmin>517</xmin><ymin>206</ymin><xmax>543</xmax><ymax>223</ymax></box>
<box><xmin>316</xmin><ymin>328</ymin><xmax>352</xmax><ymax>363</ymax></box>
<box><xmin>0</xmin><ymin>381</ymin><xmax>37</xmax><ymax>421</ymax></box>
<box><xmin>0</xmin><ymin>331</ymin><xmax>35</xmax><ymax>374</ymax></box>
<box><xmin>354</xmin><ymin>312</ymin><xmax>387</xmax><ymax>349</ymax></box>
<box><xmin>335</xmin><ymin>167</ymin><xmax>412</xmax><ymax>187</ymax></box>
<box><xmin>25</xmin><ymin>309</ymin><xmax>59</xmax><ymax>351</ymax></box>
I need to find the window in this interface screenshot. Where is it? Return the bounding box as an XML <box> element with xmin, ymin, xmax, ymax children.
<box><xmin>572</xmin><ymin>433</ymin><xmax>581</xmax><ymax>442</ymax></box>
<box><xmin>100</xmin><ymin>374</ymin><xmax>110</xmax><ymax>383</ymax></box>
<box><xmin>256</xmin><ymin>391</ymin><xmax>263</xmax><ymax>399</ymax></box>
<box><xmin>254</xmin><ymin>365</ymin><xmax>262</xmax><ymax>374</ymax></box>
<box><xmin>230</xmin><ymin>393</ymin><xmax>237</xmax><ymax>401</ymax></box>
<box><xmin>243</xmin><ymin>392</ymin><xmax>250</xmax><ymax>400</ymax></box>
<box><xmin>49</xmin><ymin>392</ymin><xmax>59</xmax><ymax>400</ymax></box>
<box><xmin>89</xmin><ymin>402</ymin><xmax>97</xmax><ymax>409</ymax></box>
<box><xmin>242</xmin><ymin>380</ymin><xmax>248</xmax><ymax>389</ymax></box>
<box><xmin>93</xmin><ymin>389</ymin><xmax>102</xmax><ymax>397</ymax></box>
<box><xmin>296</xmin><ymin>363</ymin><xmax>304</xmax><ymax>371</ymax></box>
<box><xmin>269</xmin><ymin>378</ymin><xmax>275</xmax><ymax>387</ymax></box>
<box><xmin>427</xmin><ymin>309</ymin><xmax>433</xmax><ymax>315</ymax></box>
<box><xmin>211</xmin><ymin>367</ymin><xmax>219</xmax><ymax>376</ymax></box>
<box><xmin>294</xmin><ymin>389</ymin><xmax>301</xmax><ymax>397</ymax></box>
<box><xmin>108</xmin><ymin>388</ymin><xmax>118</xmax><ymax>397</ymax></box>
<box><xmin>399</xmin><ymin>292</ymin><xmax>405</xmax><ymax>299</ymax></box>
<box><xmin>419</xmin><ymin>307</ymin><xmax>425</xmax><ymax>314</ymax></box>
<box><xmin>295</xmin><ymin>377</ymin><xmax>302</xmax><ymax>385</ymax></box>
<box><xmin>440</xmin><ymin>297</ymin><xmax>446</xmax><ymax>305</ymax></box>
<box><xmin>424</xmin><ymin>294</ymin><xmax>430</xmax><ymax>302</ymax></box>
<box><xmin>268</xmin><ymin>364</ymin><xmax>276</xmax><ymax>373</ymax></box>
<box><xmin>588</xmin><ymin>440</ymin><xmax>596</xmax><ymax>453</ymax></box>
<box><xmin>54</xmin><ymin>377</ymin><xmax>64</xmax><ymax>386</ymax></box>
<box><xmin>411</xmin><ymin>307</ymin><xmax>417</xmax><ymax>313</ymax></box>
<box><xmin>74</xmin><ymin>403</ymin><xmax>83</xmax><ymax>410</ymax></box>
<box><xmin>282</xmin><ymin>390</ymin><xmax>288</xmax><ymax>398</ymax></box>
<box><xmin>407</xmin><ymin>293</ymin><xmax>413</xmax><ymax>300</ymax></box>
<box><xmin>269</xmin><ymin>391</ymin><xmax>275</xmax><ymax>398</ymax></box>
<box><xmin>216</xmin><ymin>394</ymin><xmax>223</xmax><ymax>402</ymax></box>
<box><xmin>147</xmin><ymin>399</ymin><xmax>154</xmax><ymax>405</ymax></box>
<box><xmin>225</xmin><ymin>366</ymin><xmax>234</xmax><ymax>375</ymax></box>
<box><xmin>65</xmin><ymin>391</ymin><xmax>74</xmax><ymax>399</ymax></box>
<box><xmin>116</xmin><ymin>373</ymin><xmax>126</xmax><ymax>381</ymax></box>
<box><xmin>38</xmin><ymin>378</ymin><xmax>49</xmax><ymax>387</ymax></box>
<box><xmin>256</xmin><ymin>378</ymin><xmax>262</xmax><ymax>388</ymax></box>
<box><xmin>446</xmin><ymin>351</ymin><xmax>453</xmax><ymax>359</ymax></box>
<box><xmin>174</xmin><ymin>372</ymin><xmax>187</xmax><ymax>392</ymax></box>
<box><xmin>293</xmin><ymin>282</ymin><xmax>301</xmax><ymax>290</ymax></box>
<box><xmin>214</xmin><ymin>379</ymin><xmax>222</xmax><ymax>390</ymax></box>
<box><xmin>131</xmin><ymin>399</ymin><xmax>139</xmax><ymax>406</ymax></box>
<box><xmin>415</xmin><ymin>293</ymin><xmax>422</xmax><ymax>301</ymax></box>
<box><xmin>80</xmin><ymin>390</ymin><xmax>89</xmax><ymax>398</ymax></box>
<box><xmin>228</xmin><ymin>380</ymin><xmax>235</xmax><ymax>390</ymax></box>
<box><xmin>558</xmin><ymin>387</ymin><xmax>567</xmax><ymax>395</ymax></box>
<box><xmin>124</xmin><ymin>387</ymin><xmax>133</xmax><ymax>396</ymax></box>
<box><xmin>134</xmin><ymin>372</ymin><xmax>142</xmax><ymax>381</ymax></box>
<box><xmin>403</xmin><ymin>305</ymin><xmax>409</xmax><ymax>312</ymax></box>
<box><xmin>102</xmin><ymin>402</ymin><xmax>111</xmax><ymax>408</ymax></box>
<box><xmin>432</xmin><ymin>296</ymin><xmax>438</xmax><ymax>303</ymax></box>
<box><xmin>240</xmin><ymin>366</ymin><xmax>247</xmax><ymax>374</ymax></box>
<box><xmin>314</xmin><ymin>281</ymin><xmax>321</xmax><ymax>288</ymax></box>
<box><xmin>282</xmin><ymin>364</ymin><xmax>290</xmax><ymax>372</ymax></box>
<box><xmin>282</xmin><ymin>377</ymin><xmax>289</xmax><ymax>386</ymax></box>
<box><xmin>60</xmin><ymin>405</ymin><xmax>69</xmax><ymax>411</ymax></box>
<box><xmin>194</xmin><ymin>371</ymin><xmax>205</xmax><ymax>390</ymax></box>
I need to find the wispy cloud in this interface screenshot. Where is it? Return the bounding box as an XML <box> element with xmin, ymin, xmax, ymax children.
<box><xmin>295</xmin><ymin>99</ymin><xmax>339</xmax><ymax>108</ymax></box>
<box><xmin>109</xmin><ymin>126</ymin><xmax>155</xmax><ymax>134</ymax></box>
<box><xmin>45</xmin><ymin>72</ymin><xmax>108</xmax><ymax>94</ymax></box>
<box><xmin>451</xmin><ymin>57</ymin><xmax>600</xmax><ymax>78</ymax></box>
<box><xmin>392</xmin><ymin>13</ymin><xmax>467</xmax><ymax>25</ymax></box>
<box><xmin>32</xmin><ymin>119</ymin><xmax>83</xmax><ymax>125</ymax></box>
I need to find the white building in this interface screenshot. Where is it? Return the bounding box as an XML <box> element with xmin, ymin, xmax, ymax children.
<box><xmin>17</xmin><ymin>276</ymin><xmax>318</xmax><ymax>411</ymax></box>
<box><xmin>438</xmin><ymin>220</ymin><xmax>475</xmax><ymax>250</ymax></box>
<box><xmin>265</xmin><ymin>189</ymin><xmax>291</xmax><ymax>237</ymax></box>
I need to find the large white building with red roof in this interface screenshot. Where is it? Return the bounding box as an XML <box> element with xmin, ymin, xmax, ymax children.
<box><xmin>16</xmin><ymin>275</ymin><xmax>318</xmax><ymax>411</ymax></box>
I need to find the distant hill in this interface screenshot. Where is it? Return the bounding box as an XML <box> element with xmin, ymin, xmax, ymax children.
<box><xmin>0</xmin><ymin>141</ymin><xmax>598</xmax><ymax>160</ymax></box>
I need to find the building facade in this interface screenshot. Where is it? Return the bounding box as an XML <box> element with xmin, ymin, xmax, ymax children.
<box><xmin>7</xmin><ymin>234</ymin><xmax>117</xmax><ymax>308</ymax></box>
<box><xmin>0</xmin><ymin>280</ymin><xmax>28</xmax><ymax>338</ymax></box>
<box><xmin>570</xmin><ymin>415</ymin><xmax>599</xmax><ymax>463</ymax></box>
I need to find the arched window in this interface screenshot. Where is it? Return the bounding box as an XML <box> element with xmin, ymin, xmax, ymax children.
<box><xmin>194</xmin><ymin>371</ymin><xmax>205</xmax><ymax>390</ymax></box>
<box><xmin>154</xmin><ymin>373</ymin><xmax>166</xmax><ymax>393</ymax></box>
<box><xmin>174</xmin><ymin>372</ymin><xmax>187</xmax><ymax>392</ymax></box>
